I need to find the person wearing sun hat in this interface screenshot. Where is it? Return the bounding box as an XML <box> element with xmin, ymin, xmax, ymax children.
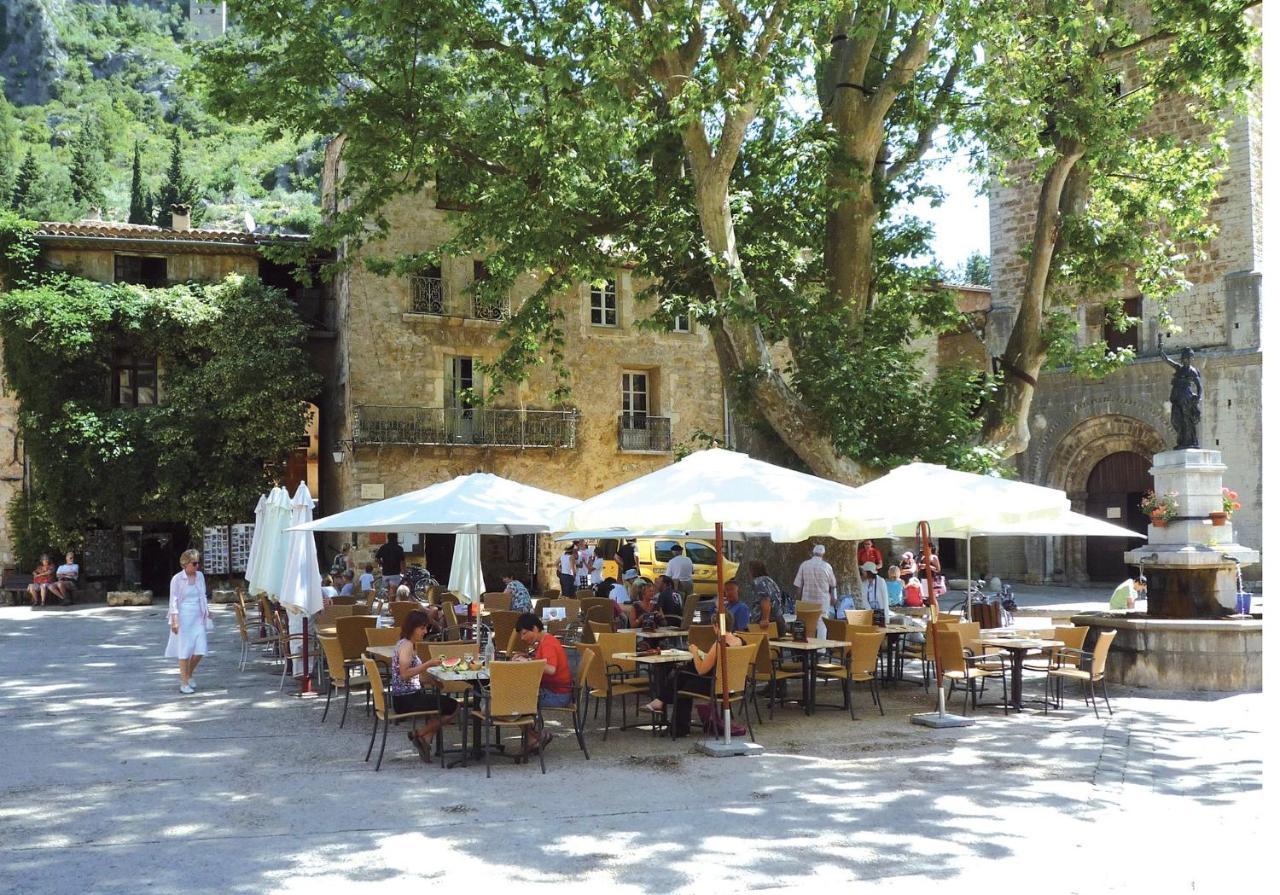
<box><xmin>860</xmin><ymin>561</ymin><xmax>889</xmax><ymax>613</ymax></box>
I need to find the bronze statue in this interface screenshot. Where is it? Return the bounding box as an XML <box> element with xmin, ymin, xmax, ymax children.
<box><xmin>1160</xmin><ymin>337</ymin><xmax>1202</xmax><ymax>449</ymax></box>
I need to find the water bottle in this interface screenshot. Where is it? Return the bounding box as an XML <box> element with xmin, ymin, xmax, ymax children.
<box><xmin>483</xmin><ymin>632</ymin><xmax>496</xmax><ymax>664</ymax></box>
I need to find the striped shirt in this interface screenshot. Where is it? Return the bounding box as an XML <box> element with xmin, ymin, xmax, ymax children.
<box><xmin>793</xmin><ymin>556</ymin><xmax>837</xmax><ymax>604</ymax></box>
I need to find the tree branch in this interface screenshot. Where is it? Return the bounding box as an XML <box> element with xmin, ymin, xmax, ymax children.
<box><xmin>870</xmin><ymin>8</ymin><xmax>941</xmax><ymax>120</ymax></box>
<box><xmin>885</xmin><ymin>50</ymin><xmax>962</xmax><ymax>182</ymax></box>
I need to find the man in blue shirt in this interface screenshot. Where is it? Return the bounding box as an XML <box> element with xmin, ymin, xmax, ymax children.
<box><xmin>724</xmin><ymin>581</ymin><xmax>750</xmax><ymax>632</ymax></box>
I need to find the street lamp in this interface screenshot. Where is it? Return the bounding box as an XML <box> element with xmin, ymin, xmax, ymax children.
<box><xmin>331</xmin><ymin>441</ymin><xmax>350</xmax><ymax>465</ymax></box>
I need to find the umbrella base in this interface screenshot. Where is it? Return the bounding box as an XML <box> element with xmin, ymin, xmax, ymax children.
<box><xmin>695</xmin><ymin>739</ymin><xmax>766</xmax><ymax>757</ymax></box>
<box><xmin>910</xmin><ymin>711</ymin><xmax>976</xmax><ymax>729</ymax></box>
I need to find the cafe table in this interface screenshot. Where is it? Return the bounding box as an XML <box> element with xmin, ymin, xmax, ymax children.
<box><xmin>976</xmin><ymin>634</ymin><xmax>1064</xmax><ymax>711</ymax></box>
<box><xmin>877</xmin><ymin>624</ymin><xmax>922</xmax><ymax>682</ymax></box>
<box><xmin>768</xmin><ymin>637</ymin><xmax>851</xmax><ymax>716</ymax></box>
<box><xmin>612</xmin><ymin>649</ymin><xmax>693</xmax><ymax>735</ymax></box>
<box><xmin>617</xmin><ymin>627</ymin><xmax>689</xmax><ymax>640</ymax></box>
<box><xmin>426</xmin><ymin>663</ymin><xmax>492</xmax><ymax>768</ymax></box>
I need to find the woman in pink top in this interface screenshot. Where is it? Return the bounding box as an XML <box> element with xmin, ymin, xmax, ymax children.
<box><xmin>165</xmin><ymin>549</ymin><xmax>210</xmax><ymax>694</ymax></box>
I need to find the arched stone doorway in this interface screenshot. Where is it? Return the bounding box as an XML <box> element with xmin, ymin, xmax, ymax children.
<box><xmin>1043</xmin><ymin>414</ymin><xmax>1165</xmax><ymax>584</ymax></box>
<box><xmin>1084</xmin><ymin>451</ymin><xmax>1152</xmax><ymax>581</ymax></box>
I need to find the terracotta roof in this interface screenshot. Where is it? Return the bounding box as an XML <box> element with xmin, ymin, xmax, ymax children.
<box><xmin>36</xmin><ymin>219</ymin><xmax>260</xmax><ymax>243</ymax></box>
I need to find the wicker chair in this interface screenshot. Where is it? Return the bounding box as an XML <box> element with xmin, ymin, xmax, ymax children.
<box><xmin>673</xmin><ymin>644</ymin><xmax>756</xmax><ymax>741</ymax></box>
<box><xmin>466</xmin><ymin>660</ymin><xmax>548</xmax><ymax>777</ymax></box>
<box><xmin>361</xmin><ymin>657</ymin><xmax>439</xmax><ymax>771</ymax></box>
<box><xmin>582</xmin><ymin>639</ymin><xmax>649</xmax><ymax>739</ymax></box>
<box><xmin>318</xmin><ymin>635</ymin><xmax>371</xmax><ymax>727</ymax></box>
<box><xmin>539</xmin><ymin>649</ymin><xmax>592</xmax><ymax>761</ymax></box>
<box><xmin>936</xmin><ymin>629</ymin><xmax>1008</xmax><ymax>715</ymax></box>
<box><xmin>1045</xmin><ymin>629</ymin><xmax>1117</xmax><ymax>717</ymax></box>
<box><xmin>232</xmin><ymin>603</ymin><xmax>275</xmax><ymax>672</ymax></box>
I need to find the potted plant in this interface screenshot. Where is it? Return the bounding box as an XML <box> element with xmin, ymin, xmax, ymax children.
<box><xmin>1211</xmin><ymin>488</ymin><xmax>1241</xmax><ymax>526</ymax></box>
<box><xmin>1140</xmin><ymin>490</ymin><xmax>1179</xmax><ymax>527</ymax></box>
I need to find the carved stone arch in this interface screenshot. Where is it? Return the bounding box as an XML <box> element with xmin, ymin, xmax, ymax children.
<box><xmin>1039</xmin><ymin>414</ymin><xmax>1166</xmax><ymax>583</ymax></box>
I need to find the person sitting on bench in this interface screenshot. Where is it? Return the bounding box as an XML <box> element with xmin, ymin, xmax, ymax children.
<box><xmin>53</xmin><ymin>551</ymin><xmax>79</xmax><ymax>605</ymax></box>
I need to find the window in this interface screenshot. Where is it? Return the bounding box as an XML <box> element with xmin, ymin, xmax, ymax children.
<box><xmin>621</xmin><ymin>371</ymin><xmax>649</xmax><ymax>428</ymax></box>
<box><xmin>410</xmin><ymin>266</ymin><xmax>444</xmax><ymax>314</ymax></box>
<box><xmin>114</xmin><ymin>255</ymin><xmax>167</xmax><ymax>287</ymax></box>
<box><xmin>683</xmin><ymin>542</ymin><xmax>718</xmax><ymax>566</ymax></box>
<box><xmin>1104</xmin><ymin>297</ymin><xmax>1142</xmax><ymax>353</ymax></box>
<box><xmin>673</xmin><ymin>312</ymin><xmax>691</xmax><ymax>333</ymax></box>
<box><xmin>446</xmin><ymin>356</ymin><xmax>478</xmax><ymax>409</ymax></box>
<box><xmin>591</xmin><ymin>279</ymin><xmax>618</xmax><ymax>327</ymax></box>
<box><xmin>654</xmin><ymin>540</ymin><xmax>678</xmax><ymax>563</ymax></box>
<box><xmin>470</xmin><ymin>261</ymin><xmax>509</xmax><ymax>320</ymax></box>
<box><xmin>112</xmin><ymin>351</ymin><xmax>158</xmax><ymax>406</ymax></box>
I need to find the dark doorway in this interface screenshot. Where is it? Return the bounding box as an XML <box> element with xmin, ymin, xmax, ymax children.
<box><xmin>423</xmin><ymin>534</ymin><xmax>456</xmax><ymax>585</ymax></box>
<box><xmin>1084</xmin><ymin>451</ymin><xmax>1152</xmax><ymax>581</ymax></box>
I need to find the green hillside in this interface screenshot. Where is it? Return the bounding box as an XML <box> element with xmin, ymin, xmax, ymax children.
<box><xmin>0</xmin><ymin>1</ymin><xmax>318</xmax><ymax>232</ymax></box>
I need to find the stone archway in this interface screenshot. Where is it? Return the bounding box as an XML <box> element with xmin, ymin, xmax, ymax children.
<box><xmin>1043</xmin><ymin>415</ymin><xmax>1166</xmax><ymax>584</ymax></box>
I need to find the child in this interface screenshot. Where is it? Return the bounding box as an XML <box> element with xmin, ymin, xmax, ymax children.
<box><xmin>359</xmin><ymin>563</ymin><xmax>375</xmax><ymax>594</ymax></box>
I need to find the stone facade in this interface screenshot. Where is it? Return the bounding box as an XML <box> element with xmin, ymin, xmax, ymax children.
<box><xmin>320</xmin><ymin>141</ymin><xmax>728</xmax><ymax>589</ymax></box>
<box><xmin>984</xmin><ymin>88</ymin><xmax>1263</xmax><ymax>586</ymax></box>
<box><xmin>0</xmin><ymin>218</ymin><xmax>327</xmax><ymax>587</ymax></box>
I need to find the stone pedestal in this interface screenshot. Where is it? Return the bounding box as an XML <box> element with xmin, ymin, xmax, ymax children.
<box><xmin>106</xmin><ymin>590</ymin><xmax>154</xmax><ymax>606</ymax></box>
<box><xmin>1125</xmin><ymin>449</ymin><xmax>1258</xmax><ymax>618</ymax></box>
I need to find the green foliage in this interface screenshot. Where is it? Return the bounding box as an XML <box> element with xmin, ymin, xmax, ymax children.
<box><xmin>10</xmin><ymin>148</ymin><xmax>42</xmax><ymax>213</ymax></box>
<box><xmin>5</xmin><ymin>491</ymin><xmax>77</xmax><ymax>571</ymax></box>
<box><xmin>0</xmin><ymin>223</ymin><xmax>319</xmax><ymax>535</ymax></box>
<box><xmin>128</xmin><ymin>141</ymin><xmax>149</xmax><ymax>224</ymax></box>
<box><xmin>2</xmin><ymin>1</ymin><xmax>319</xmax><ymax>230</ymax></box>
<box><xmin>68</xmin><ymin>121</ymin><xmax>104</xmax><ymax>211</ymax></box>
<box><xmin>154</xmin><ymin>130</ymin><xmax>199</xmax><ymax>226</ymax></box>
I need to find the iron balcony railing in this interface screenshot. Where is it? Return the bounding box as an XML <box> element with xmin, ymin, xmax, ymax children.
<box><xmin>618</xmin><ymin>414</ymin><xmax>672</xmax><ymax>452</ymax></box>
<box><xmin>409</xmin><ymin>275</ymin><xmax>511</xmax><ymax>321</ymax></box>
<box><xmin>354</xmin><ymin>405</ymin><xmax>576</xmax><ymax>448</ymax></box>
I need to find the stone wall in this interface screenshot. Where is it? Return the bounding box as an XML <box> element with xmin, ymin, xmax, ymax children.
<box><xmin>40</xmin><ymin>246</ymin><xmax>259</xmax><ymax>284</ymax></box>
<box><xmin>323</xmin><ymin>184</ymin><xmax>727</xmax><ymax>589</ymax></box>
<box><xmin>985</xmin><ymin>84</ymin><xmax>1263</xmax><ymax>586</ymax></box>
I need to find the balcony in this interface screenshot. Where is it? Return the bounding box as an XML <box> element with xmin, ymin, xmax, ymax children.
<box><xmin>618</xmin><ymin>415</ymin><xmax>672</xmax><ymax>452</ymax></box>
<box><xmin>354</xmin><ymin>405</ymin><xmax>576</xmax><ymax>448</ymax></box>
<box><xmin>409</xmin><ymin>275</ymin><xmax>511</xmax><ymax>321</ymax></box>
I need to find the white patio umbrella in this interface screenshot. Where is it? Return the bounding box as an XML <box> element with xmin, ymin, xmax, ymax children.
<box><xmin>290</xmin><ymin>472</ymin><xmax>580</xmax><ymax>535</ymax></box>
<box><xmin>448</xmin><ymin>532</ymin><xmax>485</xmax><ymax>603</ymax></box>
<box><xmin>848</xmin><ymin>463</ymin><xmax>1135</xmax><ymax>728</ymax></box>
<box><xmin>277</xmin><ymin>482</ymin><xmax>324</xmax><ymax>693</ymax></box>
<box><xmin>247</xmin><ymin>486</ymin><xmax>292</xmax><ymax>597</ymax></box>
<box><xmin>556</xmin><ymin>448</ymin><xmax>892</xmax><ymax>754</ymax></box>
<box><xmin>242</xmin><ymin>492</ymin><xmax>267</xmax><ymax>586</ymax></box>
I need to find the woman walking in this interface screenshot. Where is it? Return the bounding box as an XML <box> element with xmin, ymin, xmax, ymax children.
<box><xmin>166</xmin><ymin>549</ymin><xmax>211</xmax><ymax>694</ymax></box>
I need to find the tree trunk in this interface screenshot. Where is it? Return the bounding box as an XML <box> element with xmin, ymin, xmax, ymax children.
<box><xmin>981</xmin><ymin>145</ymin><xmax>1085</xmax><ymax>455</ymax></box>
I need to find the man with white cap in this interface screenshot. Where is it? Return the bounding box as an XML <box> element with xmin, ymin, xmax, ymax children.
<box><xmin>860</xmin><ymin>561</ymin><xmax>889</xmax><ymax>612</ymax></box>
<box><xmin>794</xmin><ymin>544</ymin><xmax>838</xmax><ymax>613</ymax></box>
<box><xmin>611</xmin><ymin>570</ymin><xmax>636</xmax><ymax>606</ymax></box>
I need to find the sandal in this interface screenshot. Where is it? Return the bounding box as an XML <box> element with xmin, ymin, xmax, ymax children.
<box><xmin>408</xmin><ymin>730</ymin><xmax>433</xmax><ymax>763</ymax></box>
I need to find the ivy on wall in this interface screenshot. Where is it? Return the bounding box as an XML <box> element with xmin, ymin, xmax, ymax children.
<box><xmin>0</xmin><ymin>212</ymin><xmax>319</xmax><ymax>566</ymax></box>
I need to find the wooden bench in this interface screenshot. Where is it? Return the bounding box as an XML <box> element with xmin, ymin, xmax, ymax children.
<box><xmin>2</xmin><ymin>573</ymin><xmax>34</xmax><ymax>606</ymax></box>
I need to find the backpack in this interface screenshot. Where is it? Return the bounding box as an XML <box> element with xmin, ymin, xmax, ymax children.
<box><xmin>696</xmin><ymin>702</ymin><xmax>748</xmax><ymax>737</ymax></box>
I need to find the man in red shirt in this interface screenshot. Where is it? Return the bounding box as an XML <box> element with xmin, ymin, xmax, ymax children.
<box><xmin>513</xmin><ymin>613</ymin><xmax>573</xmax><ymax>755</ymax></box>
<box><xmin>858</xmin><ymin>540</ymin><xmax>884</xmax><ymax>572</ymax></box>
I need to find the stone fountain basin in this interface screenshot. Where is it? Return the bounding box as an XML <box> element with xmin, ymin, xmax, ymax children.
<box><xmin>1072</xmin><ymin>612</ymin><xmax>1261</xmax><ymax>692</ymax></box>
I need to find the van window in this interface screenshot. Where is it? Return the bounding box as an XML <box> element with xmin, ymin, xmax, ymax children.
<box><xmin>683</xmin><ymin>542</ymin><xmax>718</xmax><ymax>566</ymax></box>
<box><xmin>654</xmin><ymin>540</ymin><xmax>679</xmax><ymax>562</ymax></box>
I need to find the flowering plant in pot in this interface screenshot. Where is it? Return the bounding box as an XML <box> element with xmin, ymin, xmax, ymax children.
<box><xmin>1140</xmin><ymin>490</ymin><xmax>1179</xmax><ymax>526</ymax></box>
<box><xmin>1211</xmin><ymin>488</ymin><xmax>1241</xmax><ymax>525</ymax></box>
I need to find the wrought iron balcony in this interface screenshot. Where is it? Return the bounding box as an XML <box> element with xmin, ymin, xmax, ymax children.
<box><xmin>408</xmin><ymin>276</ymin><xmax>511</xmax><ymax>321</ymax></box>
<box><xmin>618</xmin><ymin>414</ymin><xmax>672</xmax><ymax>452</ymax></box>
<box><xmin>354</xmin><ymin>405</ymin><xmax>576</xmax><ymax>448</ymax></box>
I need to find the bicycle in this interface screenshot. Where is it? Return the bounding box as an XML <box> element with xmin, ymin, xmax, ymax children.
<box><xmin>947</xmin><ymin>579</ymin><xmax>1017</xmax><ymax>619</ymax></box>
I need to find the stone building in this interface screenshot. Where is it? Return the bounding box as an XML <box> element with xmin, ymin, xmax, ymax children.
<box><xmin>319</xmin><ymin>140</ymin><xmax>728</xmax><ymax>589</ymax></box>
<box><xmin>981</xmin><ymin>90</ymin><xmax>1263</xmax><ymax>587</ymax></box>
<box><xmin>187</xmin><ymin>2</ymin><xmax>228</xmax><ymax>41</ymax></box>
<box><xmin>0</xmin><ymin>212</ymin><xmax>329</xmax><ymax>591</ymax></box>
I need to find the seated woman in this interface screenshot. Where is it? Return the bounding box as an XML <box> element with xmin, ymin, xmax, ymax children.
<box><xmin>28</xmin><ymin>555</ymin><xmax>56</xmax><ymax>607</ymax></box>
<box><xmin>749</xmin><ymin>560</ymin><xmax>791</xmax><ymax>631</ymax></box>
<box><xmin>646</xmin><ymin>630</ymin><xmax>745</xmax><ymax>736</ymax></box>
<box><xmin>899</xmin><ymin>551</ymin><xmax>918</xmax><ymax>579</ymax></box>
<box><xmin>628</xmin><ymin>583</ymin><xmax>665</xmax><ymax>629</ymax></box>
<box><xmin>390</xmin><ymin>609</ymin><xmax>460</xmax><ymax>762</ymax></box>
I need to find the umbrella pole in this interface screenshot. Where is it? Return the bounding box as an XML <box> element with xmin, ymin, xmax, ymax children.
<box><xmin>966</xmin><ymin>533</ymin><xmax>973</xmax><ymax>622</ymax></box>
<box><xmin>299</xmin><ymin>616</ymin><xmax>313</xmax><ymax>694</ymax></box>
<box><xmin>911</xmin><ymin>521</ymin><xmax>974</xmax><ymax>729</ymax></box>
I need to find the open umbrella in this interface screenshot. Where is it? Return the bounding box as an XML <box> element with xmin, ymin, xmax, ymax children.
<box><xmin>849</xmin><ymin>463</ymin><xmax>1137</xmax><ymax>727</ymax></box>
<box><xmin>278</xmin><ymin>482</ymin><xmax>323</xmax><ymax>693</ymax></box>
<box><xmin>290</xmin><ymin>473</ymin><xmax>579</xmax><ymax>535</ymax></box>
<box><xmin>557</xmin><ymin>448</ymin><xmax>891</xmax><ymax>754</ymax></box>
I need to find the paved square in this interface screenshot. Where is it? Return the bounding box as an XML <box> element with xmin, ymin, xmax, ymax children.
<box><xmin>0</xmin><ymin>605</ymin><xmax>1263</xmax><ymax>893</ymax></box>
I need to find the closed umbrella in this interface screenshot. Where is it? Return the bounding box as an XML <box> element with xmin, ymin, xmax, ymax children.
<box><xmin>278</xmin><ymin>482</ymin><xmax>323</xmax><ymax>693</ymax></box>
<box><xmin>242</xmin><ymin>492</ymin><xmax>268</xmax><ymax>590</ymax></box>
<box><xmin>448</xmin><ymin>532</ymin><xmax>485</xmax><ymax>603</ymax></box>
<box><xmin>246</xmin><ymin>487</ymin><xmax>288</xmax><ymax>596</ymax></box>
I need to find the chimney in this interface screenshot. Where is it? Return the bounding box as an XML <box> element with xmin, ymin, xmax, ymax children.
<box><xmin>171</xmin><ymin>204</ymin><xmax>192</xmax><ymax>231</ymax></box>
<box><xmin>84</xmin><ymin>207</ymin><xmax>102</xmax><ymax>221</ymax></box>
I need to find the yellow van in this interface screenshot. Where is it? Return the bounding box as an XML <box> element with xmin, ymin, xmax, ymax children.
<box><xmin>599</xmin><ymin>537</ymin><xmax>740</xmax><ymax>596</ymax></box>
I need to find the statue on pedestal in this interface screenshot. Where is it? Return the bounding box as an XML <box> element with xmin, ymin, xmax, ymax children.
<box><xmin>1160</xmin><ymin>337</ymin><xmax>1202</xmax><ymax>449</ymax></box>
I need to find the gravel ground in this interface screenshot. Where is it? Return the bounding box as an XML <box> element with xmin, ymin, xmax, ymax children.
<box><xmin>0</xmin><ymin>603</ymin><xmax>1264</xmax><ymax>894</ymax></box>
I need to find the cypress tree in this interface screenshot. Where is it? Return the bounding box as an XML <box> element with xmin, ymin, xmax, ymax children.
<box><xmin>11</xmin><ymin>149</ymin><xmax>41</xmax><ymax>215</ymax></box>
<box><xmin>128</xmin><ymin>141</ymin><xmax>149</xmax><ymax>224</ymax></box>
<box><xmin>69</xmin><ymin>125</ymin><xmax>104</xmax><ymax>210</ymax></box>
<box><xmin>0</xmin><ymin>149</ymin><xmax>11</xmax><ymax>209</ymax></box>
<box><xmin>154</xmin><ymin>130</ymin><xmax>198</xmax><ymax>227</ymax></box>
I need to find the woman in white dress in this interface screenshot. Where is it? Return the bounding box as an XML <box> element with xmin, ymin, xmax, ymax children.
<box><xmin>166</xmin><ymin>548</ymin><xmax>210</xmax><ymax>694</ymax></box>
